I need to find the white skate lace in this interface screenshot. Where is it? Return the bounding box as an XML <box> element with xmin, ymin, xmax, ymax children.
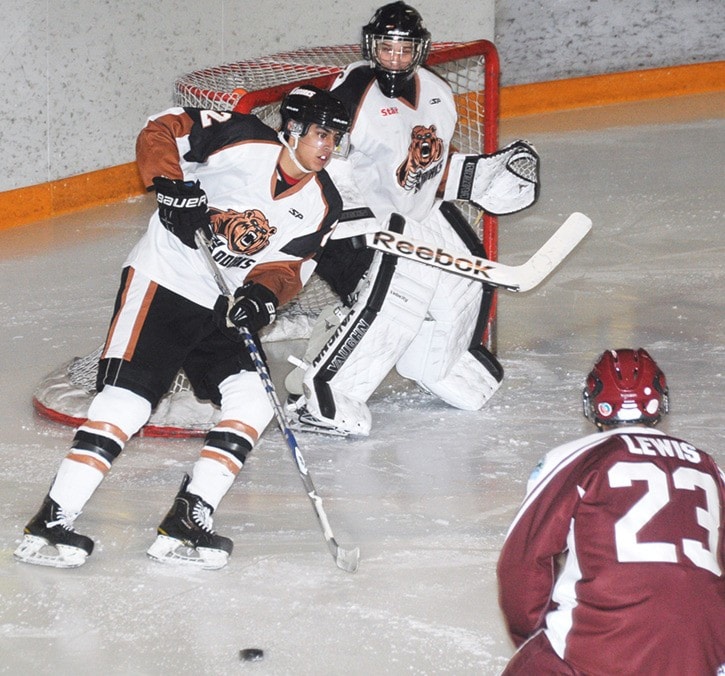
<box><xmin>47</xmin><ymin>508</ymin><xmax>80</xmax><ymax>531</ymax></box>
<box><xmin>191</xmin><ymin>502</ymin><xmax>214</xmax><ymax>533</ymax></box>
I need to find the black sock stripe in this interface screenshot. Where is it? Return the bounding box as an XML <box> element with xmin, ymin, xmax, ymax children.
<box><xmin>72</xmin><ymin>429</ymin><xmax>122</xmax><ymax>463</ymax></box>
<box><xmin>204</xmin><ymin>430</ymin><xmax>253</xmax><ymax>464</ymax></box>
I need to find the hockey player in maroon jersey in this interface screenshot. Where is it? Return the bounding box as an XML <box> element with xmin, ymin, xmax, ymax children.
<box><xmin>284</xmin><ymin>1</ymin><xmax>539</xmax><ymax>436</ymax></box>
<box><xmin>497</xmin><ymin>348</ymin><xmax>725</xmax><ymax>674</ymax></box>
<box><xmin>14</xmin><ymin>86</ymin><xmax>351</xmax><ymax>569</ymax></box>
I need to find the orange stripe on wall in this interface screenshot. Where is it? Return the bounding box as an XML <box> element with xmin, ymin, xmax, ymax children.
<box><xmin>0</xmin><ymin>61</ymin><xmax>722</xmax><ymax>233</ymax></box>
<box><xmin>0</xmin><ymin>162</ymin><xmax>145</xmax><ymax>231</ymax></box>
<box><xmin>500</xmin><ymin>61</ymin><xmax>724</xmax><ymax>118</ymax></box>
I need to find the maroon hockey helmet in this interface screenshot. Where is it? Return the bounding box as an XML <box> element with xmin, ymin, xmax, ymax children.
<box><xmin>582</xmin><ymin>348</ymin><xmax>669</xmax><ymax>428</ymax></box>
<box><xmin>362</xmin><ymin>2</ymin><xmax>431</xmax><ymax>97</ymax></box>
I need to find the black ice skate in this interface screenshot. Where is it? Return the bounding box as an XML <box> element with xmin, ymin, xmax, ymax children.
<box><xmin>14</xmin><ymin>495</ymin><xmax>94</xmax><ymax>568</ymax></box>
<box><xmin>285</xmin><ymin>395</ymin><xmax>350</xmax><ymax>437</ymax></box>
<box><xmin>146</xmin><ymin>474</ymin><xmax>233</xmax><ymax>570</ymax></box>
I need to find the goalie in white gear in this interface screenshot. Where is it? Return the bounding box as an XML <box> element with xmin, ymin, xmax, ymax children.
<box><xmin>285</xmin><ymin>1</ymin><xmax>539</xmax><ymax>436</ymax></box>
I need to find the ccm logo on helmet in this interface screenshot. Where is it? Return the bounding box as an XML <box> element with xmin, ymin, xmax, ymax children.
<box><xmin>370</xmin><ymin>231</ymin><xmax>494</xmax><ymax>279</ymax></box>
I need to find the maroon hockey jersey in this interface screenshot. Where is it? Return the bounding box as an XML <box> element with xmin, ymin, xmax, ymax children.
<box><xmin>498</xmin><ymin>426</ymin><xmax>725</xmax><ymax>675</ymax></box>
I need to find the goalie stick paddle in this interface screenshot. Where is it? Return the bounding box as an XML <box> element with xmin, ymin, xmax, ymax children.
<box><xmin>364</xmin><ymin>212</ymin><xmax>592</xmax><ymax>292</ymax></box>
<box><xmin>194</xmin><ymin>230</ymin><xmax>360</xmax><ymax>573</ymax></box>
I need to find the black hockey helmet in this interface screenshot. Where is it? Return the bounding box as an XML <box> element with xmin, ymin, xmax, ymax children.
<box><xmin>362</xmin><ymin>1</ymin><xmax>431</xmax><ymax>98</ymax></box>
<box><xmin>280</xmin><ymin>85</ymin><xmax>351</xmax><ymax>137</ymax></box>
<box><xmin>582</xmin><ymin>348</ymin><xmax>670</xmax><ymax>429</ymax></box>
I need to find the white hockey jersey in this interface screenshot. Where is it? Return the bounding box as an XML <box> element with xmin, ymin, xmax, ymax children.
<box><xmin>325</xmin><ymin>62</ymin><xmax>457</xmax><ymax>236</ymax></box>
<box><xmin>129</xmin><ymin>107</ymin><xmax>342</xmax><ymax>309</ymax></box>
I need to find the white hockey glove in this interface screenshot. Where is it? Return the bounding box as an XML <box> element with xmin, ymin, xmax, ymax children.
<box><xmin>443</xmin><ymin>140</ymin><xmax>539</xmax><ymax>215</ymax></box>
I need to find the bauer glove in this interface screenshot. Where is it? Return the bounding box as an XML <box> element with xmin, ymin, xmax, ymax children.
<box><xmin>152</xmin><ymin>177</ymin><xmax>212</xmax><ymax>249</ymax></box>
<box><xmin>214</xmin><ymin>282</ymin><xmax>278</xmax><ymax>336</ymax></box>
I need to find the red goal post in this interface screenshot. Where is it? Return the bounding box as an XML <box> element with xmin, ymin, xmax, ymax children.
<box><xmin>31</xmin><ymin>40</ymin><xmax>501</xmax><ymax>438</ymax></box>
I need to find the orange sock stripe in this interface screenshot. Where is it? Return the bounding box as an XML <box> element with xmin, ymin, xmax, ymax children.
<box><xmin>81</xmin><ymin>420</ymin><xmax>129</xmax><ymax>443</ymax></box>
<box><xmin>200</xmin><ymin>449</ymin><xmax>242</xmax><ymax>474</ymax></box>
<box><xmin>66</xmin><ymin>451</ymin><xmax>111</xmax><ymax>474</ymax></box>
<box><xmin>216</xmin><ymin>419</ymin><xmax>259</xmax><ymax>444</ymax></box>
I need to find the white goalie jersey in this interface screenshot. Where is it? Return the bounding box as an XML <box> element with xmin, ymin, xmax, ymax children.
<box><xmin>325</xmin><ymin>61</ymin><xmax>457</xmax><ymax>239</ymax></box>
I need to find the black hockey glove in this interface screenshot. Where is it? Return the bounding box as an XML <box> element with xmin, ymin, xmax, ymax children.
<box><xmin>152</xmin><ymin>177</ymin><xmax>211</xmax><ymax>249</ymax></box>
<box><xmin>213</xmin><ymin>282</ymin><xmax>278</xmax><ymax>336</ymax></box>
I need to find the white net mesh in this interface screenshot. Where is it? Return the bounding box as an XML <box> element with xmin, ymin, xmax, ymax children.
<box><xmin>33</xmin><ymin>40</ymin><xmax>499</xmax><ymax>436</ymax></box>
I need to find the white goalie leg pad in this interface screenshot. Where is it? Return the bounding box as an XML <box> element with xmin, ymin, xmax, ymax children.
<box><xmin>418</xmin><ymin>348</ymin><xmax>502</xmax><ymax>410</ymax></box>
<box><xmin>443</xmin><ymin>140</ymin><xmax>539</xmax><ymax>215</ymax></box>
<box><xmin>300</xmin><ymin>248</ymin><xmax>439</xmax><ymax>435</ymax></box>
<box><xmin>396</xmin><ymin>248</ymin><xmax>501</xmax><ymax>409</ymax></box>
<box><xmin>301</xmin><ymin>386</ymin><xmax>373</xmax><ymax>436</ymax></box>
<box><xmin>284</xmin><ymin>303</ymin><xmax>347</xmax><ymax>397</ymax></box>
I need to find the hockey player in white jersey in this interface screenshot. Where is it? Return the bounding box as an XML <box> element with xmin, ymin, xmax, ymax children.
<box><xmin>14</xmin><ymin>86</ymin><xmax>351</xmax><ymax>569</ymax></box>
<box><xmin>285</xmin><ymin>2</ymin><xmax>539</xmax><ymax>436</ymax></box>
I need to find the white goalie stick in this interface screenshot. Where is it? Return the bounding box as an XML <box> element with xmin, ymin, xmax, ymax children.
<box><xmin>364</xmin><ymin>212</ymin><xmax>592</xmax><ymax>292</ymax></box>
<box><xmin>194</xmin><ymin>230</ymin><xmax>360</xmax><ymax>573</ymax></box>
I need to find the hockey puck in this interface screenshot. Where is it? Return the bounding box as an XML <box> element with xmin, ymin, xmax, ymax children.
<box><xmin>239</xmin><ymin>648</ymin><xmax>264</xmax><ymax>662</ymax></box>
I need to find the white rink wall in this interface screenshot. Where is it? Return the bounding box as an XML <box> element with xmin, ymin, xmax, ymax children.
<box><xmin>495</xmin><ymin>0</ymin><xmax>723</xmax><ymax>86</ymax></box>
<box><xmin>2</xmin><ymin>0</ymin><xmax>493</xmax><ymax>193</ymax></box>
<box><xmin>1</xmin><ymin>0</ymin><xmax>721</xmax><ymax>194</ymax></box>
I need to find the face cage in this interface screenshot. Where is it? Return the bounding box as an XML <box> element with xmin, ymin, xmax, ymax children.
<box><xmin>287</xmin><ymin>121</ymin><xmax>351</xmax><ymax>159</ymax></box>
<box><xmin>366</xmin><ymin>35</ymin><xmax>427</xmax><ymax>73</ymax></box>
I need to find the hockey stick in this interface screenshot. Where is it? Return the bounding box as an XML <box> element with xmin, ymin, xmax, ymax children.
<box><xmin>194</xmin><ymin>230</ymin><xmax>360</xmax><ymax>573</ymax></box>
<box><xmin>364</xmin><ymin>212</ymin><xmax>592</xmax><ymax>292</ymax></box>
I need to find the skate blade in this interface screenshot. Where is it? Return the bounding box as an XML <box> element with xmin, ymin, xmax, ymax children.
<box><xmin>13</xmin><ymin>535</ymin><xmax>88</xmax><ymax>569</ymax></box>
<box><xmin>287</xmin><ymin>418</ymin><xmax>350</xmax><ymax>437</ymax></box>
<box><xmin>146</xmin><ymin>535</ymin><xmax>229</xmax><ymax>570</ymax></box>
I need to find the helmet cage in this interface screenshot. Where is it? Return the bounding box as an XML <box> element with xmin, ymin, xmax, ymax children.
<box><xmin>582</xmin><ymin>348</ymin><xmax>670</xmax><ymax>428</ymax></box>
<box><xmin>361</xmin><ymin>2</ymin><xmax>431</xmax><ymax>97</ymax></box>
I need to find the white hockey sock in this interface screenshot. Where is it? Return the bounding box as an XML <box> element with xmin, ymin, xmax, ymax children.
<box><xmin>187</xmin><ymin>457</ymin><xmax>236</xmax><ymax>511</ymax></box>
<box><xmin>49</xmin><ymin>457</ymin><xmax>106</xmax><ymax>515</ymax></box>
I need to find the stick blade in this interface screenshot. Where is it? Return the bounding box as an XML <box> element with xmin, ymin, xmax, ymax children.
<box><xmin>517</xmin><ymin>212</ymin><xmax>592</xmax><ymax>292</ymax></box>
<box><xmin>333</xmin><ymin>543</ymin><xmax>360</xmax><ymax>573</ymax></box>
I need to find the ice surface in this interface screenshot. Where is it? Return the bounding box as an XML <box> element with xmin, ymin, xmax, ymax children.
<box><xmin>0</xmin><ymin>93</ymin><xmax>722</xmax><ymax>675</ymax></box>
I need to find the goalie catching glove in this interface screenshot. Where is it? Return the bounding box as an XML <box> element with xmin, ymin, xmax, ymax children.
<box><xmin>443</xmin><ymin>140</ymin><xmax>540</xmax><ymax>215</ymax></box>
<box><xmin>213</xmin><ymin>281</ymin><xmax>278</xmax><ymax>336</ymax></box>
<box><xmin>152</xmin><ymin>176</ymin><xmax>212</xmax><ymax>249</ymax></box>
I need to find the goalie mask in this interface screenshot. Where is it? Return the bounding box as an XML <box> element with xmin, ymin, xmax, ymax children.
<box><xmin>280</xmin><ymin>86</ymin><xmax>352</xmax><ymax>160</ymax></box>
<box><xmin>362</xmin><ymin>2</ymin><xmax>431</xmax><ymax>98</ymax></box>
<box><xmin>582</xmin><ymin>348</ymin><xmax>670</xmax><ymax>429</ymax></box>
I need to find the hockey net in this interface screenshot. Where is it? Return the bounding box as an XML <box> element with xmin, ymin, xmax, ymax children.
<box><xmin>32</xmin><ymin>40</ymin><xmax>500</xmax><ymax>437</ymax></box>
